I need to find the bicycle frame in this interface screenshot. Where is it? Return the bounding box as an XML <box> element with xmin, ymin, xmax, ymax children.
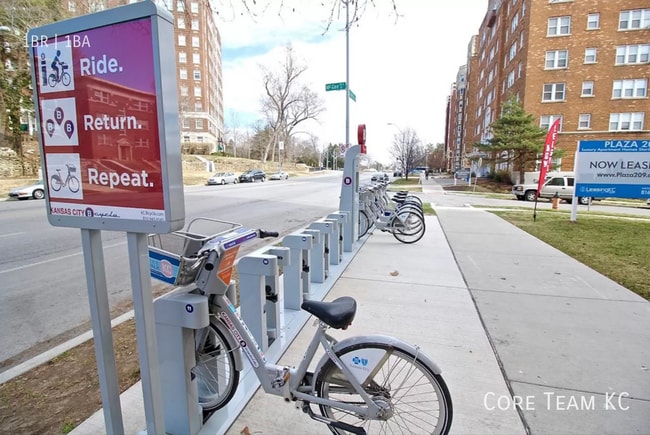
<box><xmin>210</xmin><ymin>292</ymin><xmax>387</xmax><ymax>420</ymax></box>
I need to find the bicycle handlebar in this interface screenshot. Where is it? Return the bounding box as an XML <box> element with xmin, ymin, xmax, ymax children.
<box><xmin>259</xmin><ymin>230</ymin><xmax>279</xmax><ymax>239</ymax></box>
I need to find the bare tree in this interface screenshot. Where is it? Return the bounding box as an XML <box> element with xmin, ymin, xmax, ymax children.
<box><xmin>1</xmin><ymin>0</ymin><xmax>67</xmax><ymax>163</ymax></box>
<box><xmin>259</xmin><ymin>44</ymin><xmax>325</xmax><ymax>163</ymax></box>
<box><xmin>389</xmin><ymin>128</ymin><xmax>425</xmax><ymax>181</ymax></box>
<box><xmin>211</xmin><ymin>1</ymin><xmax>401</xmax><ymax>31</ymax></box>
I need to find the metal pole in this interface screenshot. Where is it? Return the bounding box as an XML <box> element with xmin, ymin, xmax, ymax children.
<box><xmin>80</xmin><ymin>229</ymin><xmax>124</xmax><ymax>435</ymax></box>
<box><xmin>345</xmin><ymin>0</ymin><xmax>350</xmax><ymax>146</ymax></box>
<box><xmin>127</xmin><ymin>232</ymin><xmax>166</xmax><ymax>434</ymax></box>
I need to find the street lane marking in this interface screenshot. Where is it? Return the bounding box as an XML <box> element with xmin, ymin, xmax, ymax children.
<box><xmin>0</xmin><ymin>240</ymin><xmax>127</xmax><ymax>275</ymax></box>
<box><xmin>0</xmin><ymin>232</ymin><xmax>26</xmax><ymax>238</ymax></box>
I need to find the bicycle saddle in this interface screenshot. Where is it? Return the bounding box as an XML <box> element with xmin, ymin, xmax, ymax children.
<box><xmin>301</xmin><ymin>296</ymin><xmax>356</xmax><ymax>329</ymax></box>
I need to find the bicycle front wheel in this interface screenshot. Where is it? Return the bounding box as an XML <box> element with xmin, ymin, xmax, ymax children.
<box><xmin>68</xmin><ymin>176</ymin><xmax>80</xmax><ymax>193</ymax></box>
<box><xmin>358</xmin><ymin>210</ymin><xmax>371</xmax><ymax>239</ymax></box>
<box><xmin>193</xmin><ymin>321</ymin><xmax>239</xmax><ymax>411</ymax></box>
<box><xmin>315</xmin><ymin>342</ymin><xmax>452</xmax><ymax>434</ymax></box>
<box><xmin>391</xmin><ymin>211</ymin><xmax>425</xmax><ymax>244</ymax></box>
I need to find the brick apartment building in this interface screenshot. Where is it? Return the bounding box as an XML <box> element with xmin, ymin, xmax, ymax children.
<box><xmin>447</xmin><ymin>0</ymin><xmax>649</xmax><ymax>175</ymax></box>
<box><xmin>65</xmin><ymin>0</ymin><xmax>223</xmax><ymax>153</ymax></box>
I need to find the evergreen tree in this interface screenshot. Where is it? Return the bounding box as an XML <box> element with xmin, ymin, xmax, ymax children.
<box><xmin>480</xmin><ymin>95</ymin><xmax>547</xmax><ymax>184</ymax></box>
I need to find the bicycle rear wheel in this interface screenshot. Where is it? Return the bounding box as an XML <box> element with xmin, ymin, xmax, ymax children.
<box><xmin>193</xmin><ymin>321</ymin><xmax>239</xmax><ymax>411</ymax></box>
<box><xmin>315</xmin><ymin>341</ymin><xmax>452</xmax><ymax>434</ymax></box>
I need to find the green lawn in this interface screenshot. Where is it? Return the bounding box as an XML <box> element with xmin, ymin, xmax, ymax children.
<box><xmin>491</xmin><ymin>209</ymin><xmax>650</xmax><ymax>301</ymax></box>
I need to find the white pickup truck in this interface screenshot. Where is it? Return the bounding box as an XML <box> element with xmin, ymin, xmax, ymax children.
<box><xmin>512</xmin><ymin>173</ymin><xmax>592</xmax><ymax>204</ymax></box>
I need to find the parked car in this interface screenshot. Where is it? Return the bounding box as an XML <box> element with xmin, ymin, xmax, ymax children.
<box><xmin>371</xmin><ymin>173</ymin><xmax>389</xmax><ymax>182</ymax></box>
<box><xmin>538</xmin><ymin>175</ymin><xmax>591</xmax><ymax>205</ymax></box>
<box><xmin>269</xmin><ymin>171</ymin><xmax>289</xmax><ymax>180</ymax></box>
<box><xmin>238</xmin><ymin>169</ymin><xmax>266</xmax><ymax>183</ymax></box>
<box><xmin>207</xmin><ymin>172</ymin><xmax>238</xmax><ymax>185</ymax></box>
<box><xmin>8</xmin><ymin>180</ymin><xmax>45</xmax><ymax>200</ymax></box>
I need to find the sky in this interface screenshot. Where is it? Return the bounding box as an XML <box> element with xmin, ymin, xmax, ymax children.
<box><xmin>215</xmin><ymin>0</ymin><xmax>488</xmax><ymax>165</ymax></box>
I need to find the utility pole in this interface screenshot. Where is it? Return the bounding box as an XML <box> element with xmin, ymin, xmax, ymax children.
<box><xmin>345</xmin><ymin>0</ymin><xmax>350</xmax><ymax>146</ymax></box>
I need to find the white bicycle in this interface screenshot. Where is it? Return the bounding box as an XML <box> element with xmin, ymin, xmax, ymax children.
<box><xmin>149</xmin><ymin>218</ymin><xmax>452</xmax><ymax>434</ymax></box>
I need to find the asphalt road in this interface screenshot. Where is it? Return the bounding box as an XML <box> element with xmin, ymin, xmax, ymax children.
<box><xmin>0</xmin><ymin>172</ymin><xmax>346</xmax><ymax>369</ymax></box>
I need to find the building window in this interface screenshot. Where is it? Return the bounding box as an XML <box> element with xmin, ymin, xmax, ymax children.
<box><xmin>507</xmin><ymin>70</ymin><xmax>515</xmax><ymax>88</ymax></box>
<box><xmin>178</xmin><ymin>35</ymin><xmax>186</xmax><ymax>46</ymax></box>
<box><xmin>133</xmin><ymin>101</ymin><xmax>149</xmax><ymax>112</ymax></box>
<box><xmin>511</xmin><ymin>13</ymin><xmax>519</xmax><ymax>33</ymax></box>
<box><xmin>540</xmin><ymin>115</ymin><xmax>563</xmax><ymax>131</ymax></box>
<box><xmin>176</xmin><ymin>1</ymin><xmax>184</xmax><ymax>12</ymax></box>
<box><xmin>587</xmin><ymin>13</ymin><xmax>600</xmax><ymax>29</ymax></box>
<box><xmin>612</xmin><ymin>79</ymin><xmax>648</xmax><ymax>99</ymax></box>
<box><xmin>183</xmin><ymin>135</ymin><xmax>190</xmax><ymax>142</ymax></box>
<box><xmin>196</xmin><ymin>119</ymin><xmax>203</xmax><ymax>129</ymax></box>
<box><xmin>182</xmin><ymin>119</ymin><xmax>189</xmax><ymax>129</ymax></box>
<box><xmin>195</xmin><ymin>102</ymin><xmax>203</xmax><ymax>112</ymax></box>
<box><xmin>615</xmin><ymin>44</ymin><xmax>650</xmax><ymax>65</ymax></box>
<box><xmin>542</xmin><ymin>83</ymin><xmax>566</xmax><ymax>101</ymax></box>
<box><xmin>98</xmin><ymin>133</ymin><xmax>110</xmax><ymax>145</ymax></box>
<box><xmin>192</xmin><ymin>19</ymin><xmax>199</xmax><ymax>30</ymax></box>
<box><xmin>92</xmin><ymin>90</ymin><xmax>109</xmax><ymax>103</ymax></box>
<box><xmin>545</xmin><ymin>50</ymin><xmax>568</xmax><ymax>69</ymax></box>
<box><xmin>179</xmin><ymin>68</ymin><xmax>187</xmax><ymax>80</ymax></box>
<box><xmin>581</xmin><ymin>81</ymin><xmax>594</xmax><ymax>96</ymax></box>
<box><xmin>509</xmin><ymin>42</ymin><xmax>517</xmax><ymax>60</ymax></box>
<box><xmin>192</xmin><ymin>53</ymin><xmax>200</xmax><ymax>64</ymax></box>
<box><xmin>190</xmin><ymin>2</ymin><xmax>199</xmax><ymax>13</ymax></box>
<box><xmin>177</xmin><ymin>17</ymin><xmax>185</xmax><ymax>29</ymax></box>
<box><xmin>584</xmin><ymin>48</ymin><xmax>597</xmax><ymax>63</ymax></box>
<box><xmin>194</xmin><ymin>86</ymin><xmax>202</xmax><ymax>97</ymax></box>
<box><xmin>193</xmin><ymin>70</ymin><xmax>201</xmax><ymax>80</ymax></box>
<box><xmin>180</xmin><ymin>85</ymin><xmax>188</xmax><ymax>97</ymax></box>
<box><xmin>517</xmin><ymin>62</ymin><xmax>523</xmax><ymax>79</ymax></box>
<box><xmin>609</xmin><ymin>113</ymin><xmax>644</xmax><ymax>131</ymax></box>
<box><xmin>548</xmin><ymin>16</ymin><xmax>571</xmax><ymax>36</ymax></box>
<box><xmin>578</xmin><ymin>114</ymin><xmax>591</xmax><ymax>129</ymax></box>
<box><xmin>619</xmin><ymin>9</ymin><xmax>650</xmax><ymax>30</ymax></box>
<box><xmin>178</xmin><ymin>52</ymin><xmax>186</xmax><ymax>63</ymax></box>
<box><xmin>192</xmin><ymin>36</ymin><xmax>199</xmax><ymax>47</ymax></box>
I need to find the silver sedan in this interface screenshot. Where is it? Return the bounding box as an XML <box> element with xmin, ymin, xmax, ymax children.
<box><xmin>207</xmin><ymin>172</ymin><xmax>238</xmax><ymax>185</ymax></box>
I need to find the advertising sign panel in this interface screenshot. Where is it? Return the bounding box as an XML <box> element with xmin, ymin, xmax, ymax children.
<box><xmin>28</xmin><ymin>2</ymin><xmax>184</xmax><ymax>233</ymax></box>
<box><xmin>575</xmin><ymin>140</ymin><xmax>650</xmax><ymax>199</ymax></box>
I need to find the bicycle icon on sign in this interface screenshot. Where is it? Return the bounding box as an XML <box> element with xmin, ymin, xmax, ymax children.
<box><xmin>48</xmin><ymin>61</ymin><xmax>71</xmax><ymax>87</ymax></box>
<box><xmin>50</xmin><ymin>164</ymin><xmax>80</xmax><ymax>193</ymax></box>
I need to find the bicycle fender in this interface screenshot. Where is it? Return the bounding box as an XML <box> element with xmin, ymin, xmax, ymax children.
<box><xmin>212</xmin><ymin>319</ymin><xmax>244</xmax><ymax>372</ymax></box>
<box><xmin>313</xmin><ymin>335</ymin><xmax>442</xmax><ymax>384</ymax></box>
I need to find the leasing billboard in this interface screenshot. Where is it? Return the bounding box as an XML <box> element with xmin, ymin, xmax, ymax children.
<box><xmin>575</xmin><ymin>140</ymin><xmax>650</xmax><ymax>199</ymax></box>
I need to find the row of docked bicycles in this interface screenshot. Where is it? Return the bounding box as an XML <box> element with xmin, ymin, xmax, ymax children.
<box><xmin>358</xmin><ymin>179</ymin><xmax>426</xmax><ymax>244</ymax></box>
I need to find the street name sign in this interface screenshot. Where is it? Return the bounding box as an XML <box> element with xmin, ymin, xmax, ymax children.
<box><xmin>325</xmin><ymin>82</ymin><xmax>346</xmax><ymax>91</ymax></box>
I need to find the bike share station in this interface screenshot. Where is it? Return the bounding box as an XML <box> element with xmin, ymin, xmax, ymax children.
<box><xmin>29</xmin><ymin>3</ymin><xmax>371</xmax><ymax>433</ymax></box>
<box><xmin>152</xmin><ymin>133</ymin><xmax>370</xmax><ymax>435</ymax></box>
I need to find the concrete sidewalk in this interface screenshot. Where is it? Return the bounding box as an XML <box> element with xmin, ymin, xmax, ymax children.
<box><xmin>434</xmin><ymin>206</ymin><xmax>650</xmax><ymax>434</ymax></box>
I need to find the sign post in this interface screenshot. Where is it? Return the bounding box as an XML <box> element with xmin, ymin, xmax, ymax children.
<box><xmin>28</xmin><ymin>2</ymin><xmax>183</xmax><ymax>434</ymax></box>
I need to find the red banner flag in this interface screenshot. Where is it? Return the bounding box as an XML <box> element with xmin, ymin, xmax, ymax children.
<box><xmin>536</xmin><ymin>118</ymin><xmax>561</xmax><ymax>198</ymax></box>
